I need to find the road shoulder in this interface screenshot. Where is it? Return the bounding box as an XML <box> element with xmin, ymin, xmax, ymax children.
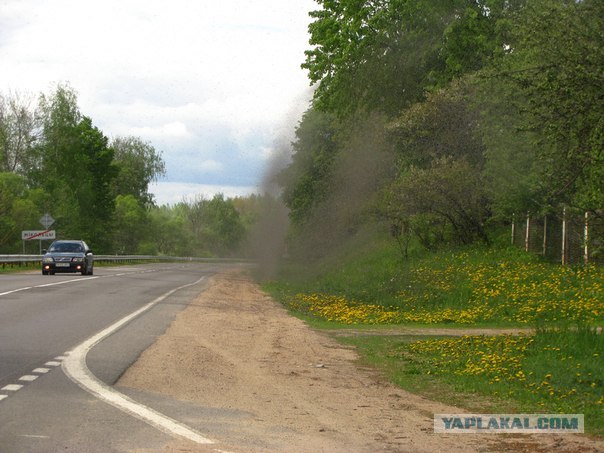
<box><xmin>117</xmin><ymin>268</ymin><xmax>602</xmax><ymax>452</ymax></box>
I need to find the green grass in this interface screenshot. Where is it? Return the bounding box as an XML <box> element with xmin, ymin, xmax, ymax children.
<box><xmin>341</xmin><ymin>327</ymin><xmax>604</xmax><ymax>436</ymax></box>
<box><xmin>264</xmin><ymin>235</ymin><xmax>604</xmax><ymax>327</ymax></box>
<box><xmin>261</xmin><ymin>231</ymin><xmax>603</xmax><ymax>437</ymax></box>
<box><xmin>0</xmin><ymin>263</ymin><xmax>39</xmax><ymax>274</ymax></box>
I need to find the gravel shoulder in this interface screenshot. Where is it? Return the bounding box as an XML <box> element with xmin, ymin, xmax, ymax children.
<box><xmin>117</xmin><ymin>268</ymin><xmax>603</xmax><ymax>452</ymax></box>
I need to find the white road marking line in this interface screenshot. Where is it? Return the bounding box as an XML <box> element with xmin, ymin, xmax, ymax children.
<box><xmin>35</xmin><ymin>277</ymin><xmax>99</xmax><ymax>288</ymax></box>
<box><xmin>0</xmin><ymin>287</ymin><xmax>32</xmax><ymax>296</ymax></box>
<box><xmin>0</xmin><ymin>395</ymin><xmax>7</xmax><ymax>401</ymax></box>
<box><xmin>33</xmin><ymin>368</ymin><xmax>50</xmax><ymax>374</ymax></box>
<box><xmin>54</xmin><ymin>355</ymin><xmax>68</xmax><ymax>360</ymax></box>
<box><xmin>0</xmin><ymin>266</ymin><xmax>176</xmax><ymax>299</ymax></box>
<box><xmin>19</xmin><ymin>375</ymin><xmax>38</xmax><ymax>382</ymax></box>
<box><xmin>2</xmin><ymin>384</ymin><xmax>23</xmax><ymax>391</ymax></box>
<box><xmin>45</xmin><ymin>361</ymin><xmax>61</xmax><ymax>367</ymax></box>
<box><xmin>62</xmin><ymin>275</ymin><xmax>214</xmax><ymax>445</ymax></box>
<box><xmin>19</xmin><ymin>435</ymin><xmax>50</xmax><ymax>439</ymax></box>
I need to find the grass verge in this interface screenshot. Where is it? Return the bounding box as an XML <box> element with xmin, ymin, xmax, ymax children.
<box><xmin>265</xmin><ymin>241</ymin><xmax>603</xmax><ymax>327</ymax></box>
<box><xmin>0</xmin><ymin>263</ymin><xmax>39</xmax><ymax>274</ymax></box>
<box><xmin>262</xmin><ymin>237</ymin><xmax>603</xmax><ymax>437</ymax></box>
<box><xmin>340</xmin><ymin>327</ymin><xmax>603</xmax><ymax>436</ymax></box>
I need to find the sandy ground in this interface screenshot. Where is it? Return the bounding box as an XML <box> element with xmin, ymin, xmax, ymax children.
<box><xmin>117</xmin><ymin>269</ymin><xmax>603</xmax><ymax>453</ymax></box>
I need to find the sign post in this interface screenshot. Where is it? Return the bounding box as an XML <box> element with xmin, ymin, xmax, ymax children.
<box><xmin>39</xmin><ymin>213</ymin><xmax>55</xmax><ymax>254</ymax></box>
<box><xmin>21</xmin><ymin>214</ymin><xmax>56</xmax><ymax>254</ymax></box>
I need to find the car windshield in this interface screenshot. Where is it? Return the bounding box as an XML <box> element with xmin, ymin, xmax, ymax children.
<box><xmin>49</xmin><ymin>242</ymin><xmax>83</xmax><ymax>253</ymax></box>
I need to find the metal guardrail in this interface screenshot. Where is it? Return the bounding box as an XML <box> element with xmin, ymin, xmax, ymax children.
<box><xmin>0</xmin><ymin>255</ymin><xmax>252</xmax><ymax>268</ymax></box>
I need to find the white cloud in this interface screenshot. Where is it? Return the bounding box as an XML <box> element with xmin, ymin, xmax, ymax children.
<box><xmin>0</xmin><ymin>0</ymin><xmax>316</xmax><ymax>199</ymax></box>
<box><xmin>149</xmin><ymin>181</ymin><xmax>258</xmax><ymax>206</ymax></box>
<box><xmin>197</xmin><ymin>160</ymin><xmax>224</xmax><ymax>173</ymax></box>
<box><xmin>128</xmin><ymin>121</ymin><xmax>190</xmax><ymax>139</ymax></box>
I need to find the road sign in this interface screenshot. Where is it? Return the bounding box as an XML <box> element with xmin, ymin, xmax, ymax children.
<box><xmin>22</xmin><ymin>230</ymin><xmax>56</xmax><ymax>240</ymax></box>
<box><xmin>39</xmin><ymin>213</ymin><xmax>55</xmax><ymax>229</ymax></box>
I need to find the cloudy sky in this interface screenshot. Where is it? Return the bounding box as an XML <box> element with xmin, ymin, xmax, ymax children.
<box><xmin>0</xmin><ymin>0</ymin><xmax>316</xmax><ymax>205</ymax></box>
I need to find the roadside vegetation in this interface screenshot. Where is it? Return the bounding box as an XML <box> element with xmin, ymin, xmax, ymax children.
<box><xmin>0</xmin><ymin>262</ymin><xmax>38</xmax><ymax>274</ymax></box>
<box><xmin>0</xmin><ymin>84</ymin><xmax>265</xmax><ymax>257</ymax></box>
<box><xmin>260</xmin><ymin>0</ymin><xmax>603</xmax><ymax>436</ymax></box>
<box><xmin>263</xmin><ymin>236</ymin><xmax>604</xmax><ymax>435</ymax></box>
<box><xmin>267</xmin><ymin>240</ymin><xmax>603</xmax><ymax>327</ymax></box>
<box><xmin>342</xmin><ymin>327</ymin><xmax>604</xmax><ymax>436</ymax></box>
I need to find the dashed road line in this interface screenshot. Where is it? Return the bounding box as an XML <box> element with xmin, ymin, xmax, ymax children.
<box><xmin>19</xmin><ymin>375</ymin><xmax>38</xmax><ymax>382</ymax></box>
<box><xmin>0</xmin><ymin>356</ymin><xmax>68</xmax><ymax>403</ymax></box>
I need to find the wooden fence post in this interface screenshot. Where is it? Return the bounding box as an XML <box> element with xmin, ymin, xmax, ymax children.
<box><xmin>511</xmin><ymin>213</ymin><xmax>516</xmax><ymax>245</ymax></box>
<box><xmin>525</xmin><ymin>212</ymin><xmax>531</xmax><ymax>252</ymax></box>
<box><xmin>543</xmin><ymin>215</ymin><xmax>548</xmax><ymax>257</ymax></box>
<box><xmin>561</xmin><ymin>207</ymin><xmax>567</xmax><ymax>265</ymax></box>
<box><xmin>584</xmin><ymin>211</ymin><xmax>589</xmax><ymax>265</ymax></box>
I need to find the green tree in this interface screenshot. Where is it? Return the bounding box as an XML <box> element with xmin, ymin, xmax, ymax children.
<box><xmin>0</xmin><ymin>91</ymin><xmax>39</xmax><ymax>174</ymax></box>
<box><xmin>34</xmin><ymin>85</ymin><xmax>117</xmax><ymax>250</ymax></box>
<box><xmin>497</xmin><ymin>0</ymin><xmax>604</xmax><ymax>209</ymax></box>
<box><xmin>278</xmin><ymin>109</ymin><xmax>339</xmax><ymax>226</ymax></box>
<box><xmin>111</xmin><ymin>136</ymin><xmax>165</xmax><ymax>206</ymax></box>
<box><xmin>380</xmin><ymin>79</ymin><xmax>491</xmax><ymax>249</ymax></box>
<box><xmin>142</xmin><ymin>206</ymin><xmax>190</xmax><ymax>256</ymax></box>
<box><xmin>178</xmin><ymin>196</ymin><xmax>207</xmax><ymax>253</ymax></box>
<box><xmin>0</xmin><ymin>172</ymin><xmax>45</xmax><ymax>252</ymax></box>
<box><xmin>388</xmin><ymin>78</ymin><xmax>485</xmax><ymax>169</ymax></box>
<box><xmin>472</xmin><ymin>74</ymin><xmax>545</xmax><ymax>219</ymax></box>
<box><xmin>303</xmin><ymin>0</ymin><xmax>461</xmax><ymax>115</ymax></box>
<box><xmin>112</xmin><ymin>194</ymin><xmax>147</xmax><ymax>254</ymax></box>
<box><xmin>434</xmin><ymin>0</ymin><xmax>525</xmax><ymax>84</ymax></box>
<box><xmin>383</xmin><ymin>157</ymin><xmax>490</xmax><ymax>248</ymax></box>
<box><xmin>201</xmin><ymin>194</ymin><xmax>245</xmax><ymax>255</ymax></box>
<box><xmin>302</xmin><ymin>0</ymin><xmax>523</xmax><ymax>116</ymax></box>
<box><xmin>75</xmin><ymin>117</ymin><xmax>118</xmax><ymax>248</ymax></box>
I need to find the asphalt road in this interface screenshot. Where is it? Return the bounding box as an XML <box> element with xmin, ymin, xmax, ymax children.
<box><xmin>0</xmin><ymin>263</ymin><xmax>222</xmax><ymax>452</ymax></box>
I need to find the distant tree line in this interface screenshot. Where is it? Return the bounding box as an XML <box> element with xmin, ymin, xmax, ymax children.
<box><xmin>0</xmin><ymin>84</ymin><xmax>256</xmax><ymax>256</ymax></box>
<box><xmin>278</xmin><ymin>0</ymin><xmax>603</xmax><ymax>260</ymax></box>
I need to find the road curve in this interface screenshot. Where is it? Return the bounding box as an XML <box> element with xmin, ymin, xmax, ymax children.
<box><xmin>0</xmin><ymin>263</ymin><xmax>224</xmax><ymax>452</ymax></box>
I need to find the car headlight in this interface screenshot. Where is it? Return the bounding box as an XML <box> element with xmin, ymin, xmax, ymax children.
<box><xmin>71</xmin><ymin>256</ymin><xmax>84</xmax><ymax>262</ymax></box>
<box><xmin>42</xmin><ymin>257</ymin><xmax>54</xmax><ymax>263</ymax></box>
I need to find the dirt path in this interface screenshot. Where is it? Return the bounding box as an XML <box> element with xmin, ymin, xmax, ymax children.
<box><xmin>117</xmin><ymin>269</ymin><xmax>602</xmax><ymax>452</ymax></box>
<box><xmin>324</xmin><ymin>327</ymin><xmax>535</xmax><ymax>337</ymax></box>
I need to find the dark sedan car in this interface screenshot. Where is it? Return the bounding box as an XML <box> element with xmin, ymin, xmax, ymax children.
<box><xmin>42</xmin><ymin>240</ymin><xmax>94</xmax><ymax>275</ymax></box>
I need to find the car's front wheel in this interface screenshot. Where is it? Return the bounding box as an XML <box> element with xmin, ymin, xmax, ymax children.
<box><xmin>82</xmin><ymin>264</ymin><xmax>93</xmax><ymax>275</ymax></box>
